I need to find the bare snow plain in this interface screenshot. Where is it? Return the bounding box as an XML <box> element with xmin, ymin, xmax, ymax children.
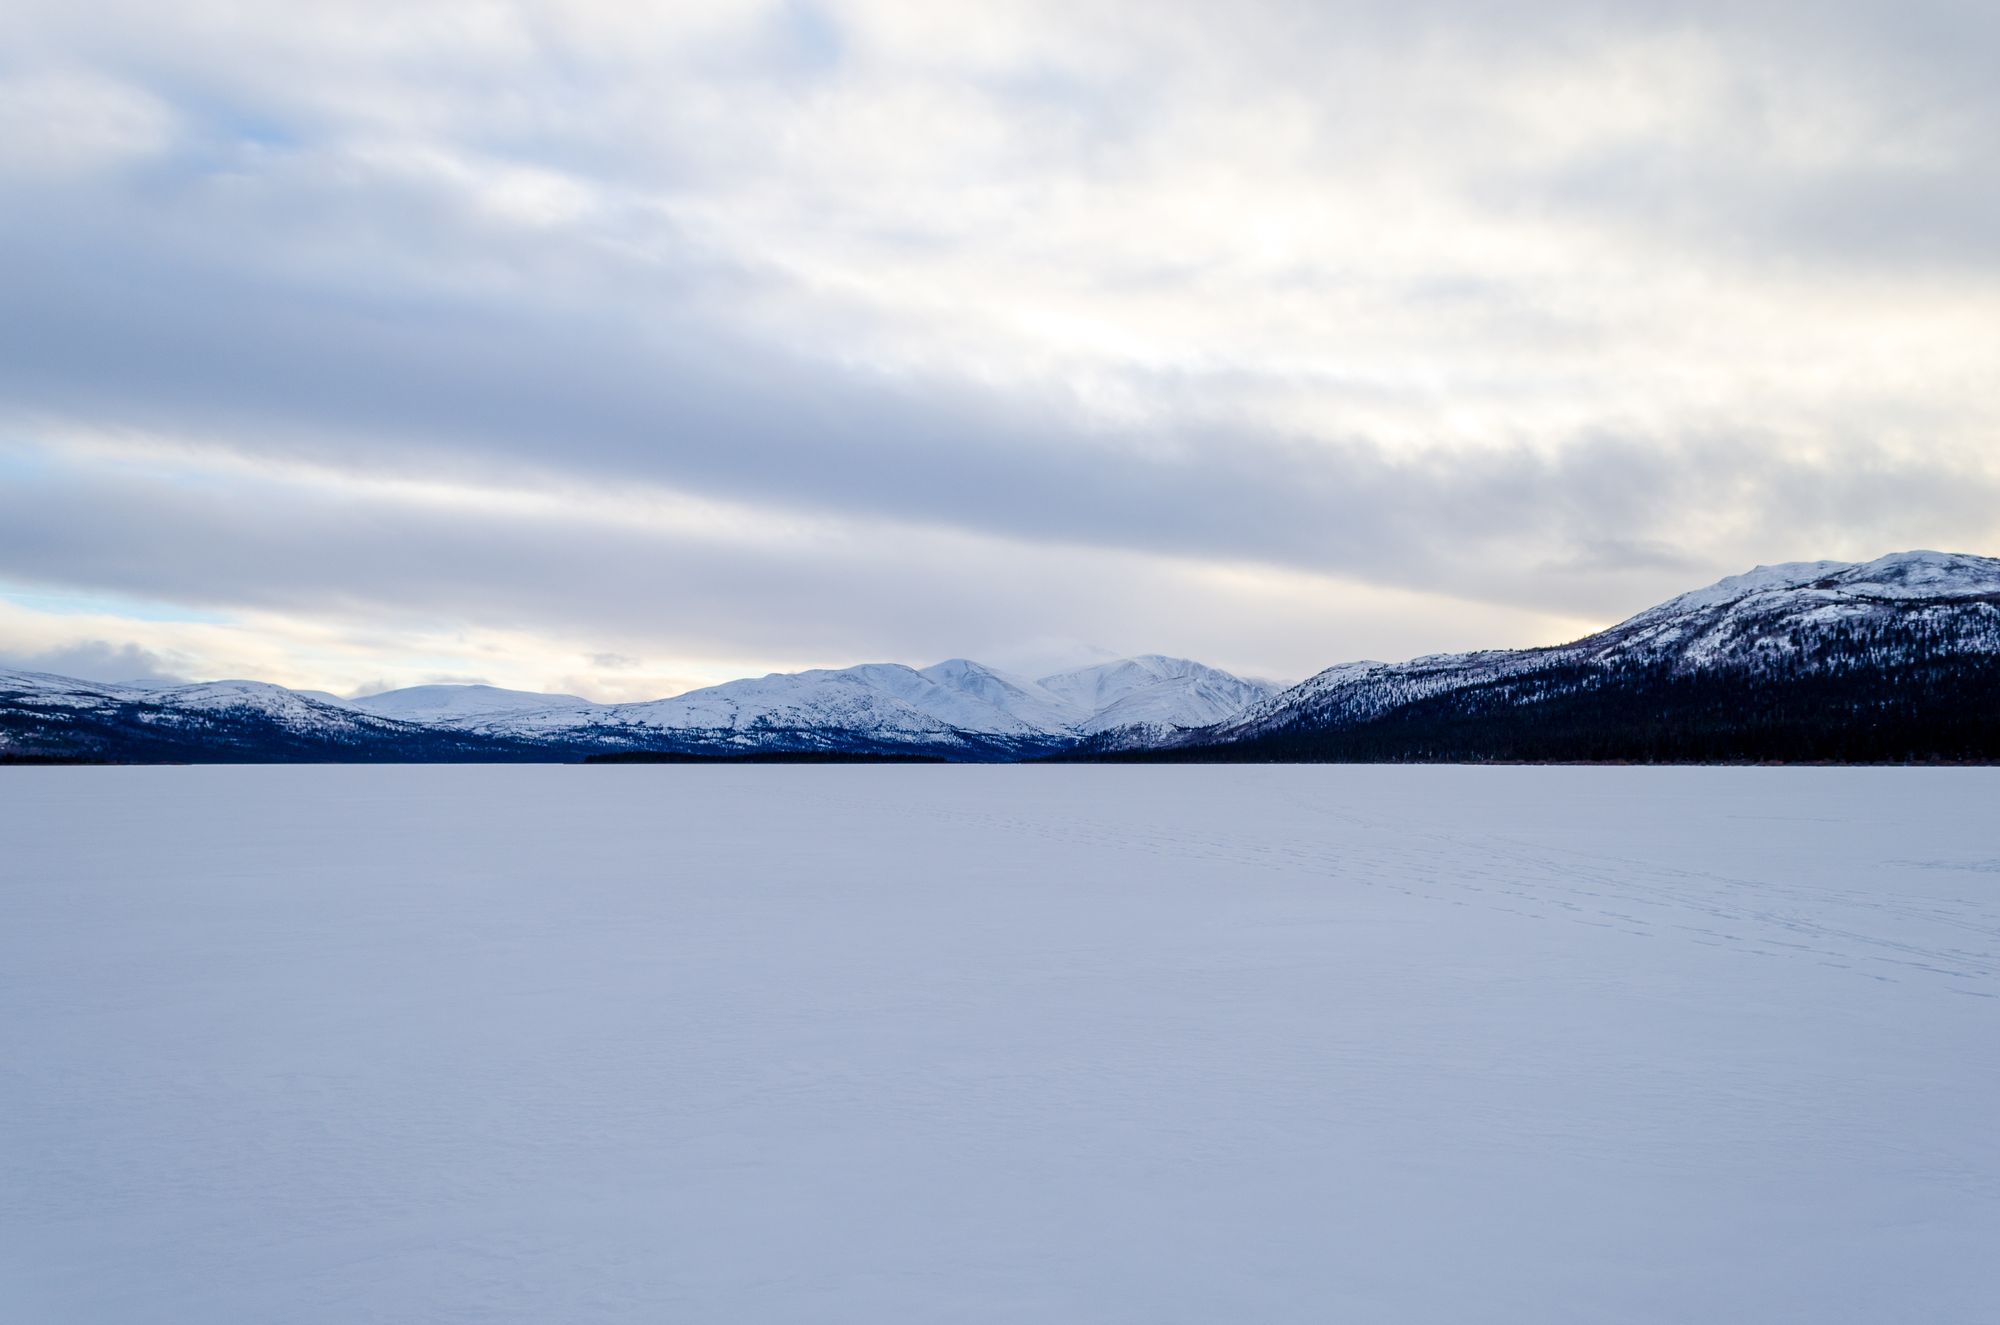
<box><xmin>3</xmin><ymin>766</ymin><xmax>1996</xmax><ymax>1323</ymax></box>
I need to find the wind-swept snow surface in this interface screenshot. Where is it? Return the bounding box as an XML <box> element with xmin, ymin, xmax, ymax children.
<box><xmin>3</xmin><ymin>767</ymin><xmax>1996</xmax><ymax>1323</ymax></box>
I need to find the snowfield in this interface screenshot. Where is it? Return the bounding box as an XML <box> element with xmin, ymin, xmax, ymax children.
<box><xmin>3</xmin><ymin>766</ymin><xmax>1996</xmax><ymax>1323</ymax></box>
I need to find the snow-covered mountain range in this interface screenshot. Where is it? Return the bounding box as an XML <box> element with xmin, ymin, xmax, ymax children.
<box><xmin>0</xmin><ymin>672</ymin><xmax>526</xmax><ymax>763</ymax></box>
<box><xmin>5</xmin><ymin>551</ymin><xmax>1996</xmax><ymax>763</ymax></box>
<box><xmin>340</xmin><ymin>654</ymin><xmax>1277</xmax><ymax>757</ymax></box>
<box><xmin>0</xmin><ymin>653</ymin><xmax>1280</xmax><ymax>762</ymax></box>
<box><xmin>1185</xmin><ymin>549</ymin><xmax>2000</xmax><ymax>762</ymax></box>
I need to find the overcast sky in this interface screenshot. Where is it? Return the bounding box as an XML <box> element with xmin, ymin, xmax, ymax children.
<box><xmin>3</xmin><ymin>1</ymin><xmax>1996</xmax><ymax>698</ymax></box>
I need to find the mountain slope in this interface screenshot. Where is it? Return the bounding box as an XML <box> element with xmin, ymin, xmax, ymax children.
<box><xmin>1172</xmin><ymin>550</ymin><xmax>2000</xmax><ymax>763</ymax></box>
<box><xmin>444</xmin><ymin>666</ymin><xmax>1056</xmax><ymax>758</ymax></box>
<box><xmin>399</xmin><ymin>655</ymin><xmax>1276</xmax><ymax>756</ymax></box>
<box><xmin>3</xmin><ymin>651</ymin><xmax>1278</xmax><ymax>763</ymax></box>
<box><xmin>1039</xmin><ymin>655</ymin><xmax>1282</xmax><ymax>737</ymax></box>
<box><xmin>0</xmin><ymin>670</ymin><xmax>549</xmax><ymax>763</ymax></box>
<box><xmin>349</xmin><ymin>684</ymin><xmax>591</xmax><ymax>724</ymax></box>
<box><xmin>15</xmin><ymin>553</ymin><xmax>1990</xmax><ymax>765</ymax></box>
<box><xmin>918</xmin><ymin>659</ymin><xmax>1089</xmax><ymax>732</ymax></box>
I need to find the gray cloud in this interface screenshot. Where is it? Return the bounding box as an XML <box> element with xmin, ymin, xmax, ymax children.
<box><xmin>0</xmin><ymin>427</ymin><xmax>1992</xmax><ymax>684</ymax></box>
<box><xmin>4</xmin><ymin>189</ymin><xmax>1990</xmax><ymax>615</ymax></box>
<box><xmin>0</xmin><ymin>638</ymin><xmax>190</xmax><ymax>684</ymax></box>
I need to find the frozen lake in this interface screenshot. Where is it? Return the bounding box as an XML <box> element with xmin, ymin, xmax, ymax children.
<box><xmin>3</xmin><ymin>765</ymin><xmax>1996</xmax><ymax>1322</ymax></box>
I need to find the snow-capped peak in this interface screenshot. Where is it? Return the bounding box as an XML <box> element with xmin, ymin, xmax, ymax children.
<box><xmin>350</xmin><ymin>684</ymin><xmax>591</xmax><ymax>724</ymax></box>
<box><xmin>1604</xmin><ymin>550</ymin><xmax>2000</xmax><ymax>666</ymax></box>
<box><xmin>1038</xmin><ymin>655</ymin><xmax>1282</xmax><ymax>734</ymax></box>
<box><xmin>1637</xmin><ymin>550</ymin><xmax>2000</xmax><ymax>622</ymax></box>
<box><xmin>1646</xmin><ymin>560</ymin><xmax>1852</xmax><ymax>616</ymax></box>
<box><xmin>1826</xmin><ymin>549</ymin><xmax>2000</xmax><ymax>598</ymax></box>
<box><xmin>271</xmin><ymin>653</ymin><xmax>1276</xmax><ymax>750</ymax></box>
<box><xmin>1209</xmin><ymin>549</ymin><xmax>2000</xmax><ymax>745</ymax></box>
<box><xmin>918</xmin><ymin>659</ymin><xmax>1090</xmax><ymax>731</ymax></box>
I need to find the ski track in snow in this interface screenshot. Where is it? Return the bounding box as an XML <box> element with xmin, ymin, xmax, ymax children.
<box><xmin>2</xmin><ymin>765</ymin><xmax>1996</xmax><ymax>1323</ymax></box>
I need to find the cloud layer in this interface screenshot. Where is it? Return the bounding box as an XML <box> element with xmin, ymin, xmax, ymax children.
<box><xmin>3</xmin><ymin>1</ymin><xmax>1996</xmax><ymax>695</ymax></box>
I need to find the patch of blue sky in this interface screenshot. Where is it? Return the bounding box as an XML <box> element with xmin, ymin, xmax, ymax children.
<box><xmin>0</xmin><ymin>447</ymin><xmax>53</xmax><ymax>482</ymax></box>
<box><xmin>151</xmin><ymin>70</ymin><xmax>306</xmax><ymax>153</ymax></box>
<box><xmin>112</xmin><ymin>75</ymin><xmax>308</xmax><ymax>188</ymax></box>
<box><xmin>0</xmin><ymin>581</ymin><xmax>233</xmax><ymax>626</ymax></box>
<box><xmin>774</xmin><ymin>0</ymin><xmax>844</xmax><ymax>77</ymax></box>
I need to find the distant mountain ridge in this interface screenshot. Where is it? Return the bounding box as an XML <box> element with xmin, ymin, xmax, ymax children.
<box><xmin>0</xmin><ymin>674</ymin><xmax>547</xmax><ymax>763</ymax></box>
<box><xmin>349</xmin><ymin>684</ymin><xmax>592</xmax><ymax>723</ymax></box>
<box><xmin>1151</xmin><ymin>549</ymin><xmax>2000</xmax><ymax>763</ymax></box>
<box><xmin>5</xmin><ymin>551</ymin><xmax>1997</xmax><ymax>764</ymax></box>
<box><xmin>345</xmin><ymin>654</ymin><xmax>1279</xmax><ymax>755</ymax></box>
<box><xmin>0</xmin><ymin>653</ymin><xmax>1281</xmax><ymax>763</ymax></box>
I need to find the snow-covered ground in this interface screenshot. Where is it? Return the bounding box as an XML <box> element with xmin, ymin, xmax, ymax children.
<box><xmin>3</xmin><ymin>767</ymin><xmax>1996</xmax><ymax>1323</ymax></box>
